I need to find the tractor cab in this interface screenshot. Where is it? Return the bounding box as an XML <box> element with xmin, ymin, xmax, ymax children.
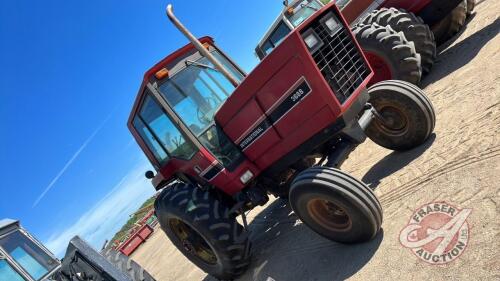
<box><xmin>128</xmin><ymin>36</ymin><xmax>257</xmax><ymax>194</ymax></box>
<box><xmin>0</xmin><ymin>219</ymin><xmax>60</xmax><ymax>281</ymax></box>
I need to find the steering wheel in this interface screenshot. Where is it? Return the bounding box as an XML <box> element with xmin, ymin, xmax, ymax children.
<box><xmin>197</xmin><ymin>97</ymin><xmax>220</xmax><ymax>125</ymax></box>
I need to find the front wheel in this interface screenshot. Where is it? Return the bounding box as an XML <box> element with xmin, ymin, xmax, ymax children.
<box><xmin>289</xmin><ymin>167</ymin><xmax>383</xmax><ymax>243</ymax></box>
<box><xmin>154</xmin><ymin>183</ymin><xmax>251</xmax><ymax>280</ymax></box>
<box><xmin>365</xmin><ymin>80</ymin><xmax>436</xmax><ymax>151</ymax></box>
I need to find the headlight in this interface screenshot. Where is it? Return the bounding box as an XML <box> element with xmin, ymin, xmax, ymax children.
<box><xmin>320</xmin><ymin>12</ymin><xmax>340</xmax><ymax>36</ymax></box>
<box><xmin>301</xmin><ymin>29</ymin><xmax>323</xmax><ymax>53</ymax></box>
<box><xmin>240</xmin><ymin>170</ymin><xmax>254</xmax><ymax>184</ymax></box>
<box><xmin>304</xmin><ymin>33</ymin><xmax>319</xmax><ymax>49</ymax></box>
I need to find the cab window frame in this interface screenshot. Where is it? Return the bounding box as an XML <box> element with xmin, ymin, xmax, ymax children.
<box><xmin>0</xmin><ymin>229</ymin><xmax>59</xmax><ymax>281</ymax></box>
<box><xmin>259</xmin><ymin>20</ymin><xmax>292</xmax><ymax>57</ymax></box>
<box><xmin>133</xmin><ymin>91</ymin><xmax>198</xmax><ymax>165</ymax></box>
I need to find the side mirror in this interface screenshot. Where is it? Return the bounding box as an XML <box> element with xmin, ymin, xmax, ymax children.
<box><xmin>145</xmin><ymin>171</ymin><xmax>155</xmax><ymax>179</ymax></box>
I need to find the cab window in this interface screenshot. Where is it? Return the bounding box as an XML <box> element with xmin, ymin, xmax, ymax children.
<box><xmin>260</xmin><ymin>21</ymin><xmax>291</xmax><ymax>56</ymax></box>
<box><xmin>286</xmin><ymin>0</ymin><xmax>322</xmax><ymax>27</ymax></box>
<box><xmin>157</xmin><ymin>52</ymin><xmax>244</xmax><ymax>169</ymax></box>
<box><xmin>134</xmin><ymin>94</ymin><xmax>197</xmax><ymax>163</ymax></box>
<box><xmin>133</xmin><ymin>117</ymin><xmax>169</xmax><ymax>164</ymax></box>
<box><xmin>0</xmin><ymin>231</ymin><xmax>58</xmax><ymax>281</ymax></box>
<box><xmin>0</xmin><ymin>260</ymin><xmax>27</xmax><ymax>281</ymax></box>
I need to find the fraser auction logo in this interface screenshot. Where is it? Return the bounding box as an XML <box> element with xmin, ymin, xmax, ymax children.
<box><xmin>399</xmin><ymin>202</ymin><xmax>472</xmax><ymax>264</ymax></box>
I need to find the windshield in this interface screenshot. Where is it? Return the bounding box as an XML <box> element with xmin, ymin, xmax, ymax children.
<box><xmin>257</xmin><ymin>0</ymin><xmax>322</xmax><ymax>59</ymax></box>
<box><xmin>286</xmin><ymin>0</ymin><xmax>322</xmax><ymax>27</ymax></box>
<box><xmin>0</xmin><ymin>230</ymin><xmax>58</xmax><ymax>281</ymax></box>
<box><xmin>335</xmin><ymin>0</ymin><xmax>350</xmax><ymax>9</ymax></box>
<box><xmin>158</xmin><ymin>51</ymin><xmax>243</xmax><ymax>136</ymax></box>
<box><xmin>260</xmin><ymin>21</ymin><xmax>292</xmax><ymax>57</ymax></box>
<box><xmin>157</xmin><ymin>50</ymin><xmax>245</xmax><ymax>168</ymax></box>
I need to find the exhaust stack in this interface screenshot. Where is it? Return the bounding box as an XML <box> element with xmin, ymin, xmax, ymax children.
<box><xmin>166</xmin><ymin>4</ymin><xmax>240</xmax><ymax>87</ymax></box>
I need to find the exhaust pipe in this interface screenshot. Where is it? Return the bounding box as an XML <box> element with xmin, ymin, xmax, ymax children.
<box><xmin>166</xmin><ymin>4</ymin><xmax>240</xmax><ymax>87</ymax></box>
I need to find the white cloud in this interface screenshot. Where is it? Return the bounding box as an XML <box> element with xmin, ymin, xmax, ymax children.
<box><xmin>44</xmin><ymin>162</ymin><xmax>155</xmax><ymax>257</ymax></box>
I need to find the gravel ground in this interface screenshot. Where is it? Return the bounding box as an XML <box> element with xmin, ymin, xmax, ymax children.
<box><xmin>131</xmin><ymin>1</ymin><xmax>500</xmax><ymax>280</ymax></box>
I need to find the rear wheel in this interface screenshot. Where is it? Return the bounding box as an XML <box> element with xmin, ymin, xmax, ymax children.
<box><xmin>154</xmin><ymin>183</ymin><xmax>251</xmax><ymax>280</ymax></box>
<box><xmin>289</xmin><ymin>167</ymin><xmax>382</xmax><ymax>243</ymax></box>
<box><xmin>353</xmin><ymin>23</ymin><xmax>422</xmax><ymax>85</ymax></box>
<box><xmin>102</xmin><ymin>249</ymin><xmax>156</xmax><ymax>281</ymax></box>
<box><xmin>362</xmin><ymin>8</ymin><xmax>436</xmax><ymax>75</ymax></box>
<box><xmin>431</xmin><ymin>0</ymin><xmax>467</xmax><ymax>45</ymax></box>
<box><xmin>365</xmin><ymin>80</ymin><xmax>436</xmax><ymax>151</ymax></box>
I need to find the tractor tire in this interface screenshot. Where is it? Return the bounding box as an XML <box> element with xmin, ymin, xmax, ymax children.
<box><xmin>466</xmin><ymin>0</ymin><xmax>476</xmax><ymax>17</ymax></box>
<box><xmin>154</xmin><ymin>182</ymin><xmax>251</xmax><ymax>280</ymax></box>
<box><xmin>289</xmin><ymin>167</ymin><xmax>382</xmax><ymax>243</ymax></box>
<box><xmin>102</xmin><ymin>248</ymin><xmax>156</xmax><ymax>281</ymax></box>
<box><xmin>365</xmin><ymin>80</ymin><xmax>436</xmax><ymax>151</ymax></box>
<box><xmin>353</xmin><ymin>23</ymin><xmax>422</xmax><ymax>86</ymax></box>
<box><xmin>362</xmin><ymin>8</ymin><xmax>436</xmax><ymax>75</ymax></box>
<box><xmin>431</xmin><ymin>0</ymin><xmax>467</xmax><ymax>45</ymax></box>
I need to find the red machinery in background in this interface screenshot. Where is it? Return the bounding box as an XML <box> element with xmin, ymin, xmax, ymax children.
<box><xmin>116</xmin><ymin>209</ymin><xmax>157</xmax><ymax>256</ymax></box>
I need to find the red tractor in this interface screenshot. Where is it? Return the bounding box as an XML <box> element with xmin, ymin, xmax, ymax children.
<box><xmin>256</xmin><ymin>0</ymin><xmax>475</xmax><ymax>85</ymax></box>
<box><xmin>128</xmin><ymin>2</ymin><xmax>435</xmax><ymax>279</ymax></box>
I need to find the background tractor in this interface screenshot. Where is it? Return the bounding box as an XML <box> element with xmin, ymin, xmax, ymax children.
<box><xmin>256</xmin><ymin>0</ymin><xmax>476</xmax><ymax>85</ymax></box>
<box><xmin>128</xmin><ymin>2</ymin><xmax>435</xmax><ymax>280</ymax></box>
<box><xmin>0</xmin><ymin>219</ymin><xmax>155</xmax><ymax>281</ymax></box>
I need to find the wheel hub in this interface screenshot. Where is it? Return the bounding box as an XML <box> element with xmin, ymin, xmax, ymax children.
<box><xmin>307</xmin><ymin>199</ymin><xmax>352</xmax><ymax>232</ymax></box>
<box><xmin>182</xmin><ymin>240</ymin><xmax>195</xmax><ymax>254</ymax></box>
<box><xmin>376</xmin><ymin>106</ymin><xmax>409</xmax><ymax>136</ymax></box>
<box><xmin>169</xmin><ymin>218</ymin><xmax>218</xmax><ymax>265</ymax></box>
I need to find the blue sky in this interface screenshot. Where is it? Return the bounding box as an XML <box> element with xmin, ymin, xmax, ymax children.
<box><xmin>0</xmin><ymin>0</ymin><xmax>283</xmax><ymax>256</ymax></box>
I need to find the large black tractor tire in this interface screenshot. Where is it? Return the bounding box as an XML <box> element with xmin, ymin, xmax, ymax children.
<box><xmin>102</xmin><ymin>248</ymin><xmax>156</xmax><ymax>281</ymax></box>
<box><xmin>362</xmin><ymin>8</ymin><xmax>436</xmax><ymax>75</ymax></box>
<box><xmin>431</xmin><ymin>0</ymin><xmax>467</xmax><ymax>45</ymax></box>
<box><xmin>365</xmin><ymin>80</ymin><xmax>436</xmax><ymax>151</ymax></box>
<box><xmin>154</xmin><ymin>183</ymin><xmax>251</xmax><ymax>280</ymax></box>
<box><xmin>289</xmin><ymin>167</ymin><xmax>382</xmax><ymax>243</ymax></box>
<box><xmin>353</xmin><ymin>23</ymin><xmax>422</xmax><ymax>85</ymax></box>
<box><xmin>466</xmin><ymin>0</ymin><xmax>476</xmax><ymax>17</ymax></box>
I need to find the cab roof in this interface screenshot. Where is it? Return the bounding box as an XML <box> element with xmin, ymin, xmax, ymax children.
<box><xmin>128</xmin><ymin>36</ymin><xmax>215</xmax><ymax>127</ymax></box>
<box><xmin>143</xmin><ymin>36</ymin><xmax>214</xmax><ymax>82</ymax></box>
<box><xmin>0</xmin><ymin>218</ymin><xmax>19</xmax><ymax>231</ymax></box>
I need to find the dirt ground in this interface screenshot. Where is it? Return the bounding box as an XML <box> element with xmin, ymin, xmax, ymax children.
<box><xmin>131</xmin><ymin>1</ymin><xmax>500</xmax><ymax>280</ymax></box>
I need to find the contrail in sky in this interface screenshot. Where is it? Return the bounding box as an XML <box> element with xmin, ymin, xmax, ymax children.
<box><xmin>32</xmin><ymin>114</ymin><xmax>113</xmax><ymax>207</ymax></box>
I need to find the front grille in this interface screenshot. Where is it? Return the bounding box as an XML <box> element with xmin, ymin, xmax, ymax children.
<box><xmin>309</xmin><ymin>15</ymin><xmax>370</xmax><ymax>104</ymax></box>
